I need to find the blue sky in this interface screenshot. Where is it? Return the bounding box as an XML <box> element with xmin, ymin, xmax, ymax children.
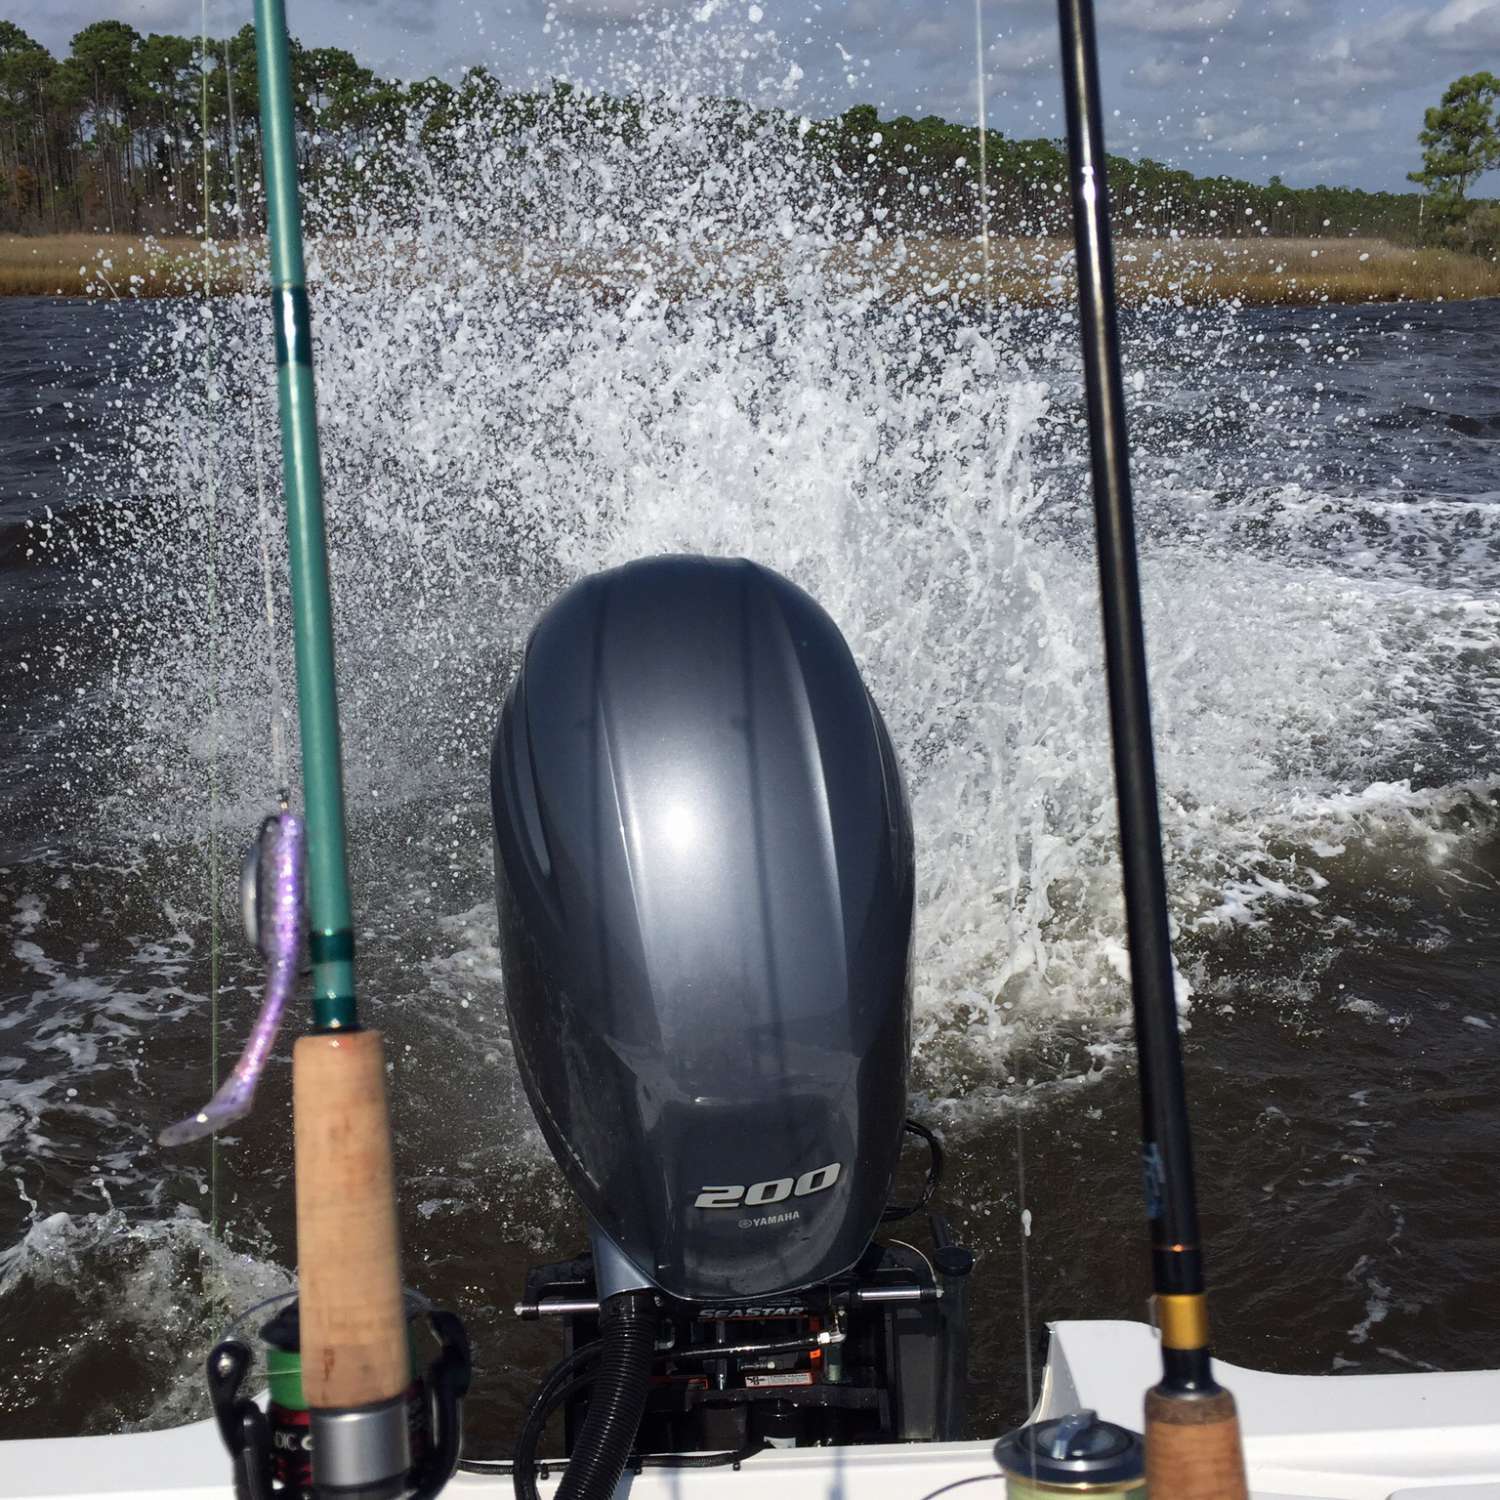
<box><xmin>10</xmin><ymin>0</ymin><xmax>1500</xmax><ymax>193</ymax></box>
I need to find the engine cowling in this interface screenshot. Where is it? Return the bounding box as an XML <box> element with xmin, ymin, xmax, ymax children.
<box><xmin>490</xmin><ymin>555</ymin><xmax>914</xmax><ymax>1301</ymax></box>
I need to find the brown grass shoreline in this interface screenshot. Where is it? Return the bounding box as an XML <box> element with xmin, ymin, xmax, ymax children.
<box><xmin>862</xmin><ymin>235</ymin><xmax>1500</xmax><ymax>307</ymax></box>
<box><xmin>0</xmin><ymin>235</ymin><xmax>246</xmax><ymax>297</ymax></box>
<box><xmin>5</xmin><ymin>231</ymin><xmax>1498</xmax><ymax>307</ymax></box>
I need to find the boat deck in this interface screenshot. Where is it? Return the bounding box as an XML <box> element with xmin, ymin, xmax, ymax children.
<box><xmin>4</xmin><ymin>1320</ymin><xmax>1499</xmax><ymax>1499</ymax></box>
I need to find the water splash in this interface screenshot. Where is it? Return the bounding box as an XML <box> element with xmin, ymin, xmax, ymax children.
<box><xmin>0</xmin><ymin>1205</ymin><xmax>291</xmax><ymax>1432</ymax></box>
<box><xmin>54</xmin><ymin>58</ymin><xmax>1500</xmax><ymax>1099</ymax></box>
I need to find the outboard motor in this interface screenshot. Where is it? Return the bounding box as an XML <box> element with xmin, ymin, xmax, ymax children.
<box><xmin>491</xmin><ymin>556</ymin><xmax>972</xmax><ymax>1491</ymax></box>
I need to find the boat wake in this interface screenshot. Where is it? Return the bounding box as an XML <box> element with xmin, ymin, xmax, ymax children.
<box><xmin>0</xmin><ymin>1204</ymin><xmax>290</xmax><ymax>1434</ymax></box>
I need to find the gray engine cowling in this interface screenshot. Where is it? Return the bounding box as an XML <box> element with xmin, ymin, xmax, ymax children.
<box><xmin>490</xmin><ymin>555</ymin><xmax>914</xmax><ymax>1302</ymax></box>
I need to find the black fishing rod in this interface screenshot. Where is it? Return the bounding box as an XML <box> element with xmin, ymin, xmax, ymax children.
<box><xmin>1054</xmin><ymin>2</ymin><xmax>1249</xmax><ymax>1494</ymax></box>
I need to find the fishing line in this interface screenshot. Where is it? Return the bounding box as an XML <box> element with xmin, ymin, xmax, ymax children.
<box><xmin>973</xmin><ymin>0</ymin><xmax>993</xmax><ymax>323</ymax></box>
<box><xmin>1016</xmin><ymin>1114</ymin><xmax>1036</xmax><ymax>1453</ymax></box>
<box><xmin>224</xmin><ymin>18</ymin><xmax>292</xmax><ymax>797</ymax></box>
<box><xmin>252</xmin><ymin>413</ymin><xmax>290</xmax><ymax>796</ymax></box>
<box><xmin>973</xmin><ymin>8</ymin><xmax>1032</xmax><ymax>1475</ymax></box>
<box><xmin>885</xmin><ymin>1237</ymin><xmax>936</xmax><ymax>1287</ymax></box>
<box><xmin>200</xmin><ymin>0</ymin><xmax>223</xmax><ymax>1242</ymax></box>
<box><xmin>223</xmin><ymin>31</ymin><xmax>246</xmax><ymax>222</ymax></box>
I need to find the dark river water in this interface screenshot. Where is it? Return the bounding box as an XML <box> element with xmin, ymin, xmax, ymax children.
<box><xmin>2</xmin><ymin>282</ymin><xmax>1499</xmax><ymax>1452</ymax></box>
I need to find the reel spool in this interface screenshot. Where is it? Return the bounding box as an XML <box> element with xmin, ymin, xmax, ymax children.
<box><xmin>996</xmin><ymin>1411</ymin><xmax>1147</xmax><ymax>1497</ymax></box>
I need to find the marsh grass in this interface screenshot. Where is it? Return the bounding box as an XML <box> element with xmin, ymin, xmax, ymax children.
<box><xmin>0</xmin><ymin>234</ymin><xmax>246</xmax><ymax>297</ymax></box>
<box><xmin>872</xmin><ymin>235</ymin><xmax>1500</xmax><ymax>307</ymax></box>
<box><xmin>5</xmin><ymin>230</ymin><xmax>1498</xmax><ymax>308</ymax></box>
<box><xmin>394</xmin><ymin>233</ymin><xmax>1500</xmax><ymax>309</ymax></box>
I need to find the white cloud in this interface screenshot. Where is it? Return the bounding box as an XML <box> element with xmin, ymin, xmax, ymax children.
<box><xmin>10</xmin><ymin>0</ymin><xmax>201</xmax><ymax>46</ymax></box>
<box><xmin>1426</xmin><ymin>0</ymin><xmax>1500</xmax><ymax>37</ymax></box>
<box><xmin>1112</xmin><ymin>0</ymin><xmax>1239</xmax><ymax>35</ymax></box>
<box><xmin>1344</xmin><ymin>0</ymin><xmax>1500</xmax><ymax>65</ymax></box>
<box><xmin>984</xmin><ymin>26</ymin><xmax>1055</xmax><ymax>81</ymax></box>
<box><xmin>549</xmin><ymin>0</ymin><xmax>689</xmax><ymax>20</ymax></box>
<box><xmin>1137</xmin><ymin>55</ymin><xmax>1192</xmax><ymax>88</ymax></box>
<box><xmin>1191</xmin><ymin>113</ymin><xmax>1276</xmax><ymax>153</ymax></box>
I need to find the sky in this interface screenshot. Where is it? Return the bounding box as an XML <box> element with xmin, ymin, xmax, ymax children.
<box><xmin>7</xmin><ymin>0</ymin><xmax>1499</xmax><ymax>194</ymax></box>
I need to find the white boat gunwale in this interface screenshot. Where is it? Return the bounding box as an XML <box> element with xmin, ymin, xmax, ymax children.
<box><xmin>6</xmin><ymin>1320</ymin><xmax>1500</xmax><ymax>1500</ymax></box>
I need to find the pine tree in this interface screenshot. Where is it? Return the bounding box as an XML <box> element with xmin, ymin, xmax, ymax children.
<box><xmin>1409</xmin><ymin>72</ymin><xmax>1500</xmax><ymax>214</ymax></box>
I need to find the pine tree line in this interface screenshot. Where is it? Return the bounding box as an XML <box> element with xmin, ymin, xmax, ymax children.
<box><xmin>0</xmin><ymin>19</ymin><xmax>398</xmax><ymax>235</ymax></box>
<box><xmin>0</xmin><ymin>18</ymin><xmax>1444</xmax><ymax>245</ymax></box>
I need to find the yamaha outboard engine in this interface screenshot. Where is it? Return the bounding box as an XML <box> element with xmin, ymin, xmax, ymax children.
<box><xmin>491</xmin><ymin>556</ymin><xmax>971</xmax><ymax>1490</ymax></box>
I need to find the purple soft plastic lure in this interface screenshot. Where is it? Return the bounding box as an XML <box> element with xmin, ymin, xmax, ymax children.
<box><xmin>159</xmin><ymin>810</ymin><xmax>306</xmax><ymax>1147</ymax></box>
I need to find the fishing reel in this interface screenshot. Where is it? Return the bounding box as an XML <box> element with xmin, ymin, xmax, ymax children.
<box><xmin>206</xmin><ymin>1297</ymin><xmax>471</xmax><ymax>1500</ymax></box>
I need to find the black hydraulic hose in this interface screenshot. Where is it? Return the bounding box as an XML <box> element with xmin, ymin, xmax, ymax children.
<box><xmin>509</xmin><ymin>1344</ymin><xmax>603</xmax><ymax>1500</ymax></box>
<box><xmin>644</xmin><ymin>1442</ymin><xmax>766</xmax><ymax>1469</ymax></box>
<box><xmin>512</xmin><ymin>1370</ymin><xmax>598</xmax><ymax>1500</ymax></box>
<box><xmin>882</xmin><ymin>1118</ymin><xmax>945</xmax><ymax>1222</ymax></box>
<box><xmin>668</xmin><ymin>1332</ymin><xmax>831</xmax><ymax>1362</ymax></box>
<box><xmin>482</xmin><ymin>1329</ymin><xmax>795</xmax><ymax>1491</ymax></box>
<box><xmin>555</xmin><ymin>1290</ymin><xmax>656</xmax><ymax>1500</ymax></box>
<box><xmin>494</xmin><ymin>1360</ymin><xmax>762</xmax><ymax>1492</ymax></box>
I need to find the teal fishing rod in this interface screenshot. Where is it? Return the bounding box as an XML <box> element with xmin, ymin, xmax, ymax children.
<box><xmin>254</xmin><ymin>0</ymin><xmax>409</xmax><ymax>1470</ymax></box>
<box><xmin>255</xmin><ymin>0</ymin><xmax>354</xmax><ymax>1032</ymax></box>
<box><xmin>1054</xmin><ymin>1</ymin><xmax>1249</xmax><ymax>1494</ymax></box>
<box><xmin>200</xmin><ymin>4</ymin><xmax>473</xmax><ymax>1495</ymax></box>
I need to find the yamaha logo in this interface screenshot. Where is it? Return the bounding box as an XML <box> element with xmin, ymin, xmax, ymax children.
<box><xmin>739</xmin><ymin>1208</ymin><xmax>800</xmax><ymax>1229</ymax></box>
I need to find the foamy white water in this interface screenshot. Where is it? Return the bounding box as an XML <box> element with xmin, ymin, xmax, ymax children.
<box><xmin>83</xmin><ymin>85</ymin><xmax>1500</xmax><ymax>1070</ymax></box>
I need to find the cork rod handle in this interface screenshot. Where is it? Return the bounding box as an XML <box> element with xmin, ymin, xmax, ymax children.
<box><xmin>293</xmin><ymin>1029</ymin><xmax>409</xmax><ymax>1409</ymax></box>
<box><xmin>1145</xmin><ymin>1387</ymin><xmax>1249</xmax><ymax>1500</ymax></box>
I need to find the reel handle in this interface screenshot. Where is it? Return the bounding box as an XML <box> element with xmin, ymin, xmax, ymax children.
<box><xmin>408</xmin><ymin>1310</ymin><xmax>472</xmax><ymax>1500</ymax></box>
<box><xmin>206</xmin><ymin>1340</ymin><xmax>274</xmax><ymax>1500</ymax></box>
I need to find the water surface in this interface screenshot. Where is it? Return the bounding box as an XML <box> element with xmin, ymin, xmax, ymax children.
<box><xmin>2</xmin><ymin>270</ymin><xmax>1498</xmax><ymax>1446</ymax></box>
